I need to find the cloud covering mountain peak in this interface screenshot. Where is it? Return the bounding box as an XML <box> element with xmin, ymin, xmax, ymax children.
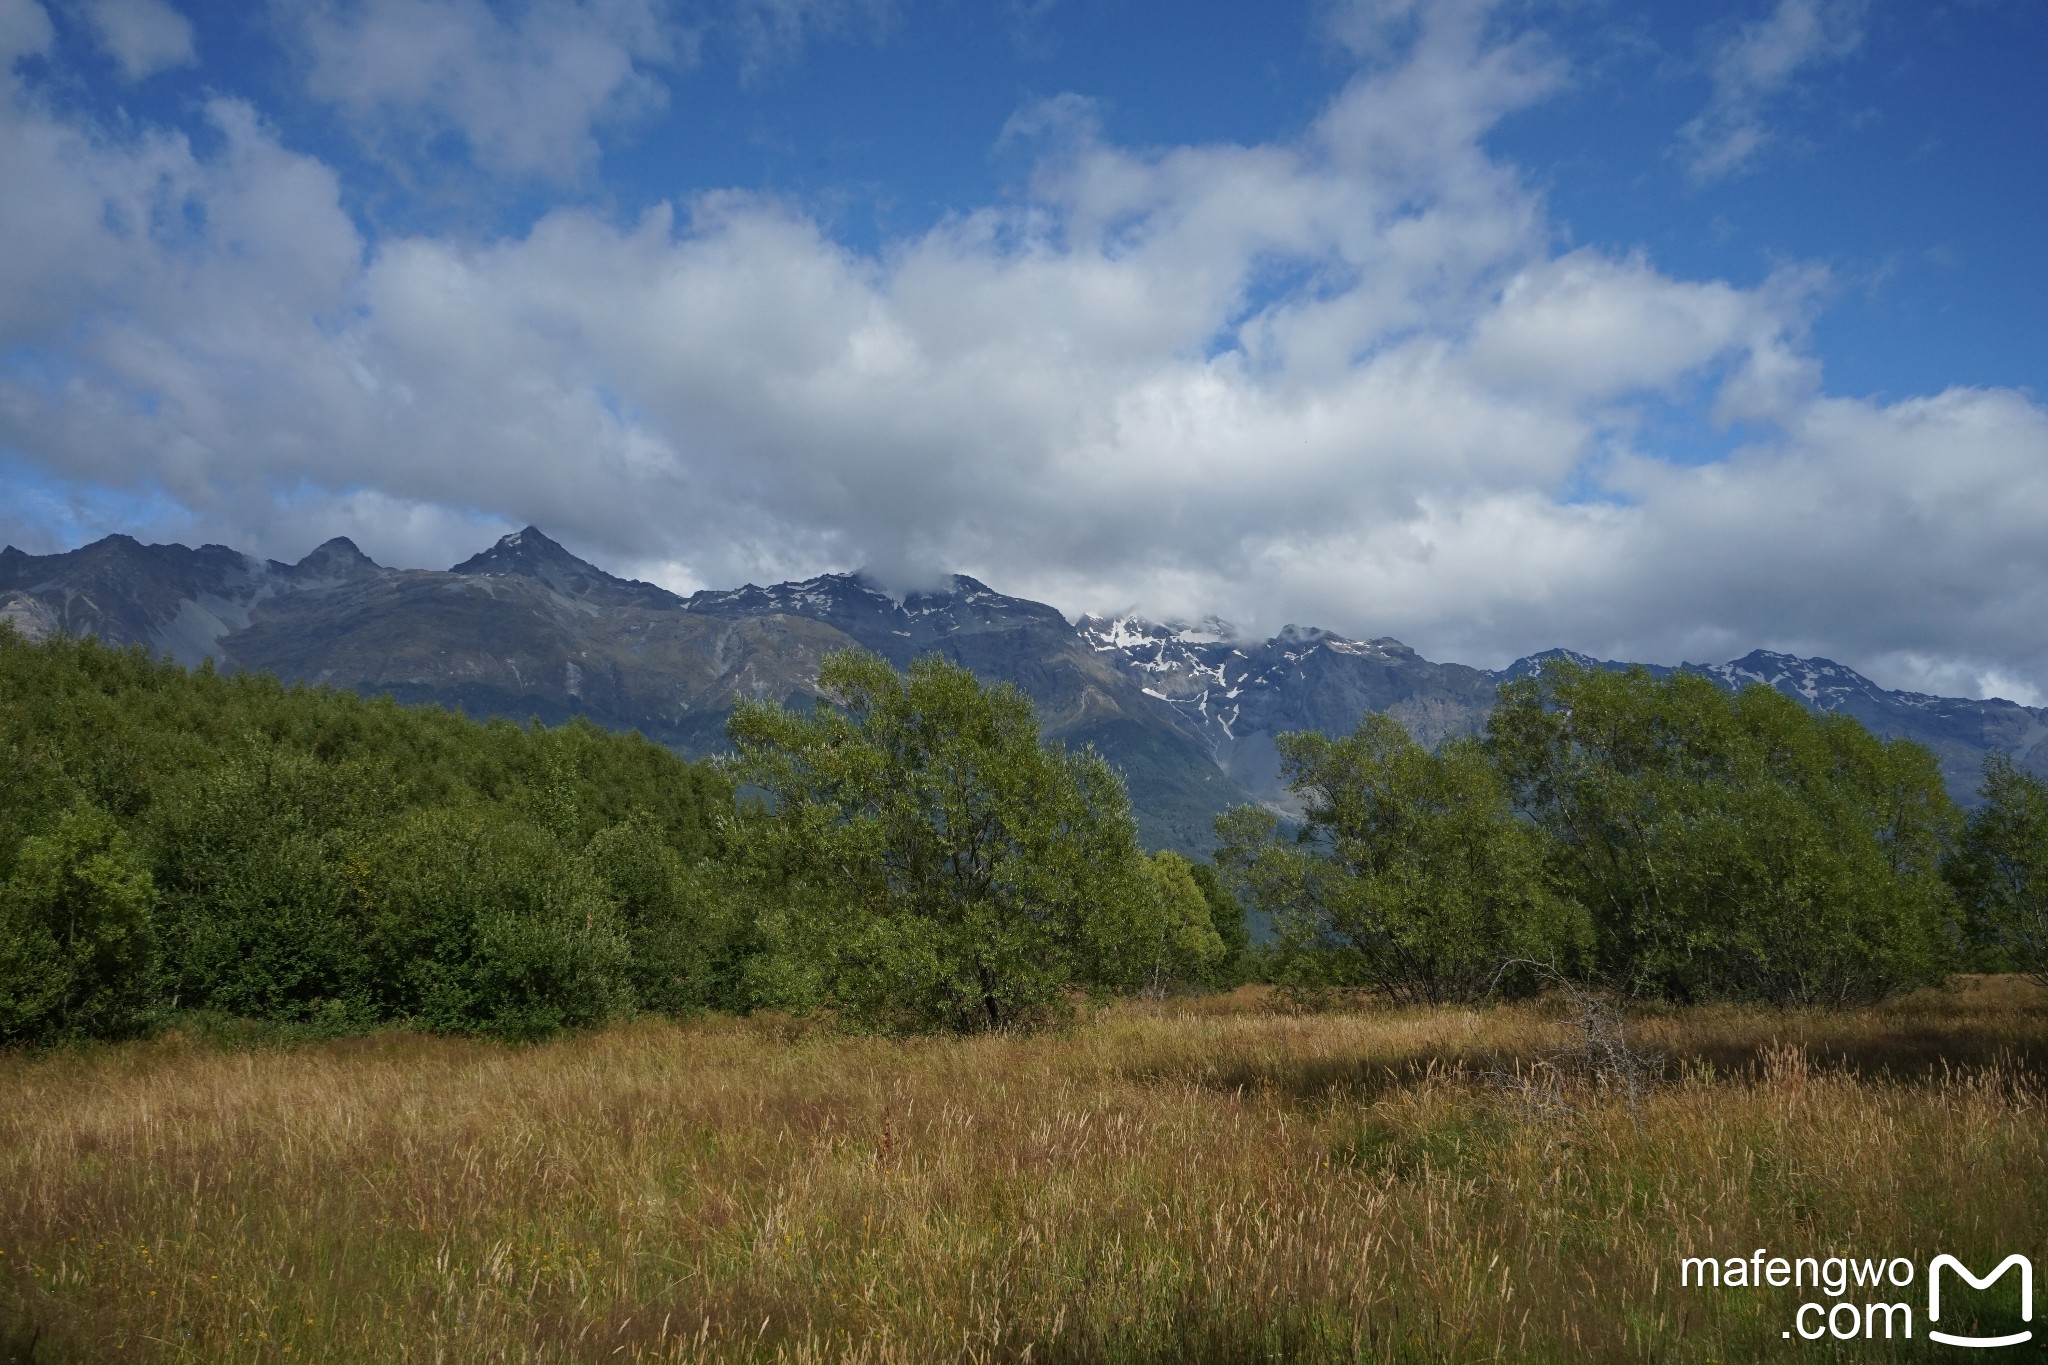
<box><xmin>0</xmin><ymin>0</ymin><xmax>2043</xmax><ymax>704</ymax></box>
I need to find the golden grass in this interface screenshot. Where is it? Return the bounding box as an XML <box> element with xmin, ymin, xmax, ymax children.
<box><xmin>2</xmin><ymin>978</ymin><xmax>2045</xmax><ymax>1363</ymax></box>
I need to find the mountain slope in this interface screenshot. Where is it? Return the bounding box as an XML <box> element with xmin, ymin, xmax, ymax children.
<box><xmin>688</xmin><ymin>574</ymin><xmax>1245</xmax><ymax>849</ymax></box>
<box><xmin>1076</xmin><ymin>615</ymin><xmax>1503</xmax><ymax>807</ymax></box>
<box><xmin>0</xmin><ymin>532</ymin><xmax>1244</xmax><ymax>851</ymax></box>
<box><xmin>6</xmin><ymin>529</ymin><xmax>2044</xmax><ymax>844</ymax></box>
<box><xmin>1077</xmin><ymin>618</ymin><xmax>2048</xmax><ymax>809</ymax></box>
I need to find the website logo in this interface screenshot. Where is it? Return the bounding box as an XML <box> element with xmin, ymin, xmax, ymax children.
<box><xmin>1928</xmin><ymin>1254</ymin><xmax>2033</xmax><ymax>1350</ymax></box>
<box><xmin>1678</xmin><ymin>1247</ymin><xmax>2036</xmax><ymax>1347</ymax></box>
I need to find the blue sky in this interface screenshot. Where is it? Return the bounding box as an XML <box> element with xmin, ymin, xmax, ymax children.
<box><xmin>2</xmin><ymin>0</ymin><xmax>2045</xmax><ymax>700</ymax></box>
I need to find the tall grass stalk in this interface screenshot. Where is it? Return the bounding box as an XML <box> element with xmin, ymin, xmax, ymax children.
<box><xmin>3</xmin><ymin>979</ymin><xmax>2044</xmax><ymax>1362</ymax></box>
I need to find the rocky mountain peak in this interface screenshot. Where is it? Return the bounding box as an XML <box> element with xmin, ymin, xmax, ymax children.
<box><xmin>450</xmin><ymin>526</ymin><xmax>578</xmax><ymax>577</ymax></box>
<box><xmin>1704</xmin><ymin>649</ymin><xmax>1903</xmax><ymax>708</ymax></box>
<box><xmin>1273</xmin><ymin>624</ymin><xmax>1337</xmax><ymax>650</ymax></box>
<box><xmin>450</xmin><ymin>527</ymin><xmax>682</xmax><ymax>610</ymax></box>
<box><xmin>686</xmin><ymin>572</ymin><xmax>892</xmax><ymax>617</ymax></box>
<box><xmin>288</xmin><ymin>536</ymin><xmax>380</xmax><ymax>582</ymax></box>
<box><xmin>1490</xmin><ymin>647</ymin><xmax>1638</xmax><ymax>683</ymax></box>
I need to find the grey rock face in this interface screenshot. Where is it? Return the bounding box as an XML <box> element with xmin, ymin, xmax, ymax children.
<box><xmin>7</xmin><ymin>531</ymin><xmax>2045</xmax><ymax>848</ymax></box>
<box><xmin>1077</xmin><ymin>617</ymin><xmax>2048</xmax><ymax>810</ymax></box>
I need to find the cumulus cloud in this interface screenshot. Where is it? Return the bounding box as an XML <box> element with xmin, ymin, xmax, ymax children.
<box><xmin>81</xmin><ymin>0</ymin><xmax>194</xmax><ymax>79</ymax></box>
<box><xmin>0</xmin><ymin>0</ymin><xmax>51</xmax><ymax>66</ymax></box>
<box><xmin>1679</xmin><ymin>0</ymin><xmax>1865</xmax><ymax>182</ymax></box>
<box><xmin>284</xmin><ymin>0</ymin><xmax>897</xmax><ymax>180</ymax></box>
<box><xmin>2</xmin><ymin>0</ymin><xmax>2046</xmax><ymax>701</ymax></box>
<box><xmin>288</xmin><ymin>0</ymin><xmax>679</xmax><ymax>180</ymax></box>
<box><xmin>724</xmin><ymin>0</ymin><xmax>896</xmax><ymax>76</ymax></box>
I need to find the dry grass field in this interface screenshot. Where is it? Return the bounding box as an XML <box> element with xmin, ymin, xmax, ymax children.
<box><xmin>3</xmin><ymin>979</ymin><xmax>2046</xmax><ymax>1363</ymax></box>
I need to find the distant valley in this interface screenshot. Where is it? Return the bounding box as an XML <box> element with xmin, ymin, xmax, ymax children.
<box><xmin>6</xmin><ymin>528</ymin><xmax>2045</xmax><ymax>852</ymax></box>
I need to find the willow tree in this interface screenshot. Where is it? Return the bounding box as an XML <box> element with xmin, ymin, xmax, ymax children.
<box><xmin>726</xmin><ymin>650</ymin><xmax>1206</xmax><ymax>1032</ymax></box>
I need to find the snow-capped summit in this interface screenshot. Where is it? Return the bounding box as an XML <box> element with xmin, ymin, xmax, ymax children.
<box><xmin>1079</xmin><ymin>616</ymin><xmax>1504</xmax><ymax>807</ymax></box>
<box><xmin>8</xmin><ymin>526</ymin><xmax>2045</xmax><ymax>842</ymax></box>
<box><xmin>1702</xmin><ymin>649</ymin><xmax>1922</xmax><ymax>710</ymax></box>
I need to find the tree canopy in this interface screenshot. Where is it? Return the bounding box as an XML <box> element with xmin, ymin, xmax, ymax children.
<box><xmin>1219</xmin><ymin>660</ymin><xmax>1966</xmax><ymax>1008</ymax></box>
<box><xmin>1950</xmin><ymin>752</ymin><xmax>2048</xmax><ymax>985</ymax></box>
<box><xmin>0</xmin><ymin>627</ymin><xmax>743</xmax><ymax>1044</ymax></box>
<box><xmin>1217</xmin><ymin>714</ymin><xmax>1580</xmax><ymax>1004</ymax></box>
<box><xmin>726</xmin><ymin>649</ymin><xmax>1219</xmax><ymax>1032</ymax></box>
<box><xmin>1486</xmin><ymin>661</ymin><xmax>1958</xmax><ymax>1005</ymax></box>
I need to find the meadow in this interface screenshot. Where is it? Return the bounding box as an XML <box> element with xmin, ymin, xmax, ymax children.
<box><xmin>3</xmin><ymin>979</ymin><xmax>2045</xmax><ymax>1363</ymax></box>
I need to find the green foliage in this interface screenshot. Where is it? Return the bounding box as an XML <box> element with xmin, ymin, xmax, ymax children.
<box><xmin>1486</xmin><ymin>661</ymin><xmax>1959</xmax><ymax>1005</ymax></box>
<box><xmin>356</xmin><ymin>808</ymin><xmax>631</xmax><ymax>1040</ymax></box>
<box><xmin>1217</xmin><ymin>715</ymin><xmax>1581</xmax><ymax>1005</ymax></box>
<box><xmin>1949</xmin><ymin>753</ymin><xmax>2048</xmax><ymax>984</ymax></box>
<box><xmin>147</xmin><ymin>747</ymin><xmax>375</xmax><ymax>1025</ymax></box>
<box><xmin>1216</xmin><ymin>665</ymin><xmax>1960</xmax><ymax>1008</ymax></box>
<box><xmin>726</xmin><ymin>649</ymin><xmax>1175</xmax><ymax>1033</ymax></box>
<box><xmin>4</xmin><ymin>622</ymin><xmax>1982</xmax><ymax>1041</ymax></box>
<box><xmin>1126</xmin><ymin>851</ymin><xmax>1227</xmax><ymax>991</ymax></box>
<box><xmin>0</xmin><ymin>628</ymin><xmax>736</xmax><ymax>1043</ymax></box>
<box><xmin>1187</xmin><ymin>860</ymin><xmax>1252</xmax><ymax>986</ymax></box>
<box><xmin>582</xmin><ymin>812</ymin><xmax>761</xmax><ymax>1016</ymax></box>
<box><xmin>0</xmin><ymin>805</ymin><xmax>158</xmax><ymax>1043</ymax></box>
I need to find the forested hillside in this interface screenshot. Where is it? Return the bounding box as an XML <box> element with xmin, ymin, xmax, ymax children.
<box><xmin>0</xmin><ymin>630</ymin><xmax>1242</xmax><ymax>1046</ymax></box>
<box><xmin>0</xmin><ymin>628</ymin><xmax>741</xmax><ymax>1044</ymax></box>
<box><xmin>5</xmin><ymin>629</ymin><xmax>2045</xmax><ymax>1051</ymax></box>
<box><xmin>8</xmin><ymin>528</ymin><xmax>2046</xmax><ymax>857</ymax></box>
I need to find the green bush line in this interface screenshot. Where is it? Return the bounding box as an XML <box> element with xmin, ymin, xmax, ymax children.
<box><xmin>0</xmin><ymin>628</ymin><xmax>739</xmax><ymax>1045</ymax></box>
<box><xmin>1218</xmin><ymin>660</ymin><xmax>2048</xmax><ymax>1008</ymax></box>
<box><xmin>2</xmin><ymin>631</ymin><xmax>2043</xmax><ymax>1045</ymax></box>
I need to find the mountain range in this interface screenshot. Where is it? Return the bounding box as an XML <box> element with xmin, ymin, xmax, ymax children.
<box><xmin>5</xmin><ymin>528</ymin><xmax>2044</xmax><ymax>852</ymax></box>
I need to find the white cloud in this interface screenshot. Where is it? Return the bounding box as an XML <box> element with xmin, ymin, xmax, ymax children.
<box><xmin>1680</xmin><ymin>0</ymin><xmax>1865</xmax><ymax>182</ymax></box>
<box><xmin>285</xmin><ymin>0</ymin><xmax>897</xmax><ymax>181</ymax></box>
<box><xmin>3</xmin><ymin>0</ymin><xmax>2047</xmax><ymax>702</ymax></box>
<box><xmin>289</xmin><ymin>0</ymin><xmax>680</xmax><ymax>180</ymax></box>
<box><xmin>81</xmin><ymin>0</ymin><xmax>194</xmax><ymax>79</ymax></box>
<box><xmin>0</xmin><ymin>0</ymin><xmax>51</xmax><ymax>68</ymax></box>
<box><xmin>725</xmin><ymin>0</ymin><xmax>896</xmax><ymax>76</ymax></box>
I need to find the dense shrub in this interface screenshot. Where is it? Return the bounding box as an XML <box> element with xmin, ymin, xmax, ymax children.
<box><xmin>1949</xmin><ymin>753</ymin><xmax>2048</xmax><ymax>984</ymax></box>
<box><xmin>0</xmin><ymin>805</ymin><xmax>158</xmax><ymax>1043</ymax></box>
<box><xmin>583</xmin><ymin>812</ymin><xmax>761</xmax><ymax>1016</ymax></box>
<box><xmin>147</xmin><ymin>747</ymin><xmax>373</xmax><ymax>1024</ymax></box>
<box><xmin>727</xmin><ymin>649</ymin><xmax>1208</xmax><ymax>1032</ymax></box>
<box><xmin>1485</xmin><ymin>661</ymin><xmax>1959</xmax><ymax>1005</ymax></box>
<box><xmin>357</xmin><ymin>808</ymin><xmax>632</xmax><ymax>1039</ymax></box>
<box><xmin>1217</xmin><ymin>714</ymin><xmax>1582</xmax><ymax>1005</ymax></box>
<box><xmin>0</xmin><ymin>628</ymin><xmax>736</xmax><ymax>1042</ymax></box>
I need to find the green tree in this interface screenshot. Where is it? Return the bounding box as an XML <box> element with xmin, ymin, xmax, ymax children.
<box><xmin>583</xmin><ymin>811</ymin><xmax>757</xmax><ymax>1015</ymax></box>
<box><xmin>146</xmin><ymin>746</ymin><xmax>373</xmax><ymax>1025</ymax></box>
<box><xmin>0</xmin><ymin>628</ymin><xmax>737</xmax><ymax>1039</ymax></box>
<box><xmin>0</xmin><ymin>805</ymin><xmax>158</xmax><ymax>1043</ymax></box>
<box><xmin>1486</xmin><ymin>660</ymin><xmax>1957</xmax><ymax>1005</ymax></box>
<box><xmin>1188</xmin><ymin>860</ymin><xmax>1252</xmax><ymax>986</ymax></box>
<box><xmin>726</xmin><ymin>650</ymin><xmax>1163</xmax><ymax>1033</ymax></box>
<box><xmin>1123</xmin><ymin>851</ymin><xmax>1227</xmax><ymax>992</ymax></box>
<box><xmin>1949</xmin><ymin>753</ymin><xmax>2048</xmax><ymax>984</ymax></box>
<box><xmin>355</xmin><ymin>807</ymin><xmax>633</xmax><ymax>1040</ymax></box>
<box><xmin>1217</xmin><ymin>714</ymin><xmax>1579</xmax><ymax>1005</ymax></box>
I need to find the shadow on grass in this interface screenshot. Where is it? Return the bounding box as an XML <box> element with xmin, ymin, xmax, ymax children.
<box><xmin>1666</xmin><ymin>1028</ymin><xmax>2048</xmax><ymax>1084</ymax></box>
<box><xmin>0</xmin><ymin>1322</ymin><xmax>48</xmax><ymax>1365</ymax></box>
<box><xmin>1123</xmin><ymin>977</ymin><xmax>2048</xmax><ymax>1106</ymax></box>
